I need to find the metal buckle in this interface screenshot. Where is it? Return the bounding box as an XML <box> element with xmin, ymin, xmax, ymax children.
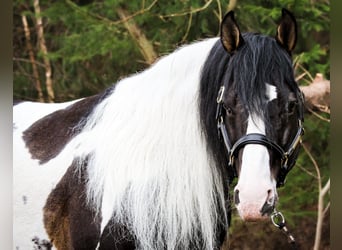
<box><xmin>217</xmin><ymin>86</ymin><xmax>225</xmax><ymax>103</ymax></box>
<box><xmin>228</xmin><ymin>153</ymin><xmax>234</xmax><ymax>167</ymax></box>
<box><xmin>282</xmin><ymin>153</ymin><xmax>289</xmax><ymax>168</ymax></box>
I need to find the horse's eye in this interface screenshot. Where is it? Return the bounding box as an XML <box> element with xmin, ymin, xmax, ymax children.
<box><xmin>287</xmin><ymin>101</ymin><xmax>298</xmax><ymax>114</ymax></box>
<box><xmin>224</xmin><ymin>105</ymin><xmax>234</xmax><ymax>116</ymax></box>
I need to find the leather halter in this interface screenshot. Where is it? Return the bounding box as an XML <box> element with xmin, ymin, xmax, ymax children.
<box><xmin>216</xmin><ymin>86</ymin><xmax>304</xmax><ymax>187</ymax></box>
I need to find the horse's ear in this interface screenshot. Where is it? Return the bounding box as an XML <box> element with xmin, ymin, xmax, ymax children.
<box><xmin>275</xmin><ymin>8</ymin><xmax>297</xmax><ymax>53</ymax></box>
<box><xmin>220</xmin><ymin>11</ymin><xmax>244</xmax><ymax>54</ymax></box>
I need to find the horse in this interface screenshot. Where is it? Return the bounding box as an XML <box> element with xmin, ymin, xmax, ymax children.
<box><xmin>13</xmin><ymin>8</ymin><xmax>304</xmax><ymax>250</ymax></box>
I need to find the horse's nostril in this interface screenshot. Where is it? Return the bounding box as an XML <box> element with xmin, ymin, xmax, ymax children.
<box><xmin>260</xmin><ymin>190</ymin><xmax>275</xmax><ymax>216</ymax></box>
<box><xmin>267</xmin><ymin>189</ymin><xmax>273</xmax><ymax>204</ymax></box>
<box><xmin>234</xmin><ymin>189</ymin><xmax>240</xmax><ymax>205</ymax></box>
<box><xmin>260</xmin><ymin>201</ymin><xmax>274</xmax><ymax>216</ymax></box>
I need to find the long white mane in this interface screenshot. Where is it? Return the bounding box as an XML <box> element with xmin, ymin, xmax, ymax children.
<box><xmin>71</xmin><ymin>38</ymin><xmax>227</xmax><ymax>249</ymax></box>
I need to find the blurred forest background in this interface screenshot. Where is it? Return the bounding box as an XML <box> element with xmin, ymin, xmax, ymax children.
<box><xmin>13</xmin><ymin>0</ymin><xmax>330</xmax><ymax>249</ymax></box>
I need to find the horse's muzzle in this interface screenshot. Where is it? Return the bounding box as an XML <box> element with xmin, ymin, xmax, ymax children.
<box><xmin>234</xmin><ymin>188</ymin><xmax>277</xmax><ymax>221</ymax></box>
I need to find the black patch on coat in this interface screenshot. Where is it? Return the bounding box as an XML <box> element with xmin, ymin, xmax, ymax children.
<box><xmin>23</xmin><ymin>87</ymin><xmax>113</xmax><ymax>164</ymax></box>
<box><xmin>98</xmin><ymin>207</ymin><xmax>227</xmax><ymax>249</ymax></box>
<box><xmin>43</xmin><ymin>157</ymin><xmax>102</xmax><ymax>249</ymax></box>
<box><xmin>98</xmin><ymin>217</ymin><xmax>136</xmax><ymax>250</ymax></box>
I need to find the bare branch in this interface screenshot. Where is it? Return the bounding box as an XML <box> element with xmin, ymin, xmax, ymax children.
<box><xmin>114</xmin><ymin>0</ymin><xmax>158</xmax><ymax>24</ymax></box>
<box><xmin>321</xmin><ymin>178</ymin><xmax>330</xmax><ymax>197</ymax></box>
<box><xmin>159</xmin><ymin>0</ymin><xmax>214</xmax><ymax>18</ymax></box>
<box><xmin>213</xmin><ymin>0</ymin><xmax>222</xmax><ymax>34</ymax></box>
<box><xmin>65</xmin><ymin>0</ymin><xmax>158</xmax><ymax>26</ymax></box>
<box><xmin>13</xmin><ymin>57</ymin><xmax>46</xmax><ymax>68</ymax></box>
<box><xmin>181</xmin><ymin>12</ymin><xmax>193</xmax><ymax>43</ymax></box>
<box><xmin>303</xmin><ymin>144</ymin><xmax>330</xmax><ymax>250</ymax></box>
<box><xmin>297</xmin><ymin>163</ymin><xmax>318</xmax><ymax>179</ymax></box>
<box><xmin>307</xmin><ymin>107</ymin><xmax>330</xmax><ymax>122</ymax></box>
<box><xmin>323</xmin><ymin>202</ymin><xmax>330</xmax><ymax>215</ymax></box>
<box><xmin>227</xmin><ymin>0</ymin><xmax>238</xmax><ymax>12</ymax></box>
<box><xmin>295</xmin><ymin>60</ymin><xmax>315</xmax><ymax>82</ymax></box>
<box><xmin>302</xmin><ymin>144</ymin><xmax>321</xmax><ymax>181</ymax></box>
<box><xmin>295</xmin><ymin>72</ymin><xmax>307</xmax><ymax>82</ymax></box>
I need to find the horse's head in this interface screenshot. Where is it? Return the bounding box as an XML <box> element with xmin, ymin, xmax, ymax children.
<box><xmin>218</xmin><ymin>9</ymin><xmax>304</xmax><ymax>221</ymax></box>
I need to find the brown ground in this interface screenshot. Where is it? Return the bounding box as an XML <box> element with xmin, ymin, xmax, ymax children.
<box><xmin>222</xmin><ymin>211</ymin><xmax>330</xmax><ymax>250</ymax></box>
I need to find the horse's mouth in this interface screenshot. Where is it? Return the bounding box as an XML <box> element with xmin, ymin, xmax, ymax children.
<box><xmin>236</xmin><ymin>199</ymin><xmax>276</xmax><ymax>222</ymax></box>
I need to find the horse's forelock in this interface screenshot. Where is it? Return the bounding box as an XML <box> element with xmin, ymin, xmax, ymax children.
<box><xmin>229</xmin><ymin>33</ymin><xmax>296</xmax><ymax>119</ymax></box>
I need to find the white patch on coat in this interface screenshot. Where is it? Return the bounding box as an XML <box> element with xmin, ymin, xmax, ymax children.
<box><xmin>234</xmin><ymin>84</ymin><xmax>278</xmax><ymax>221</ymax></box>
<box><xmin>266</xmin><ymin>83</ymin><xmax>278</xmax><ymax>101</ymax></box>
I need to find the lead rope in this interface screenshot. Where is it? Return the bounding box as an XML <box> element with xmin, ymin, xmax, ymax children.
<box><xmin>271</xmin><ymin>209</ymin><xmax>299</xmax><ymax>249</ymax></box>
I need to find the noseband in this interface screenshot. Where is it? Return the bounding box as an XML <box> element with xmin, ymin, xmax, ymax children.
<box><xmin>216</xmin><ymin>86</ymin><xmax>304</xmax><ymax>187</ymax></box>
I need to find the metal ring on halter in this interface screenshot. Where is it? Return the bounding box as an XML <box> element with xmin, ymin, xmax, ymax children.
<box><xmin>271</xmin><ymin>210</ymin><xmax>286</xmax><ymax>228</ymax></box>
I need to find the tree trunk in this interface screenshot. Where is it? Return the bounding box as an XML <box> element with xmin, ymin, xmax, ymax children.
<box><xmin>117</xmin><ymin>7</ymin><xmax>157</xmax><ymax>65</ymax></box>
<box><xmin>34</xmin><ymin>0</ymin><xmax>54</xmax><ymax>102</ymax></box>
<box><xmin>22</xmin><ymin>14</ymin><xmax>44</xmax><ymax>102</ymax></box>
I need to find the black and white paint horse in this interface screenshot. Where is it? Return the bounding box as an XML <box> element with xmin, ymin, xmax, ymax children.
<box><xmin>14</xmin><ymin>9</ymin><xmax>304</xmax><ymax>250</ymax></box>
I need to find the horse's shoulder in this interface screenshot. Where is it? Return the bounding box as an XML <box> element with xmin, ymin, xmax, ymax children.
<box><xmin>44</xmin><ymin>158</ymin><xmax>101</xmax><ymax>249</ymax></box>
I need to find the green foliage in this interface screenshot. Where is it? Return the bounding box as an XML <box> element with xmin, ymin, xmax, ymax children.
<box><xmin>297</xmin><ymin>43</ymin><xmax>329</xmax><ymax>78</ymax></box>
<box><xmin>13</xmin><ymin>0</ymin><xmax>329</xmax><ymax>101</ymax></box>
